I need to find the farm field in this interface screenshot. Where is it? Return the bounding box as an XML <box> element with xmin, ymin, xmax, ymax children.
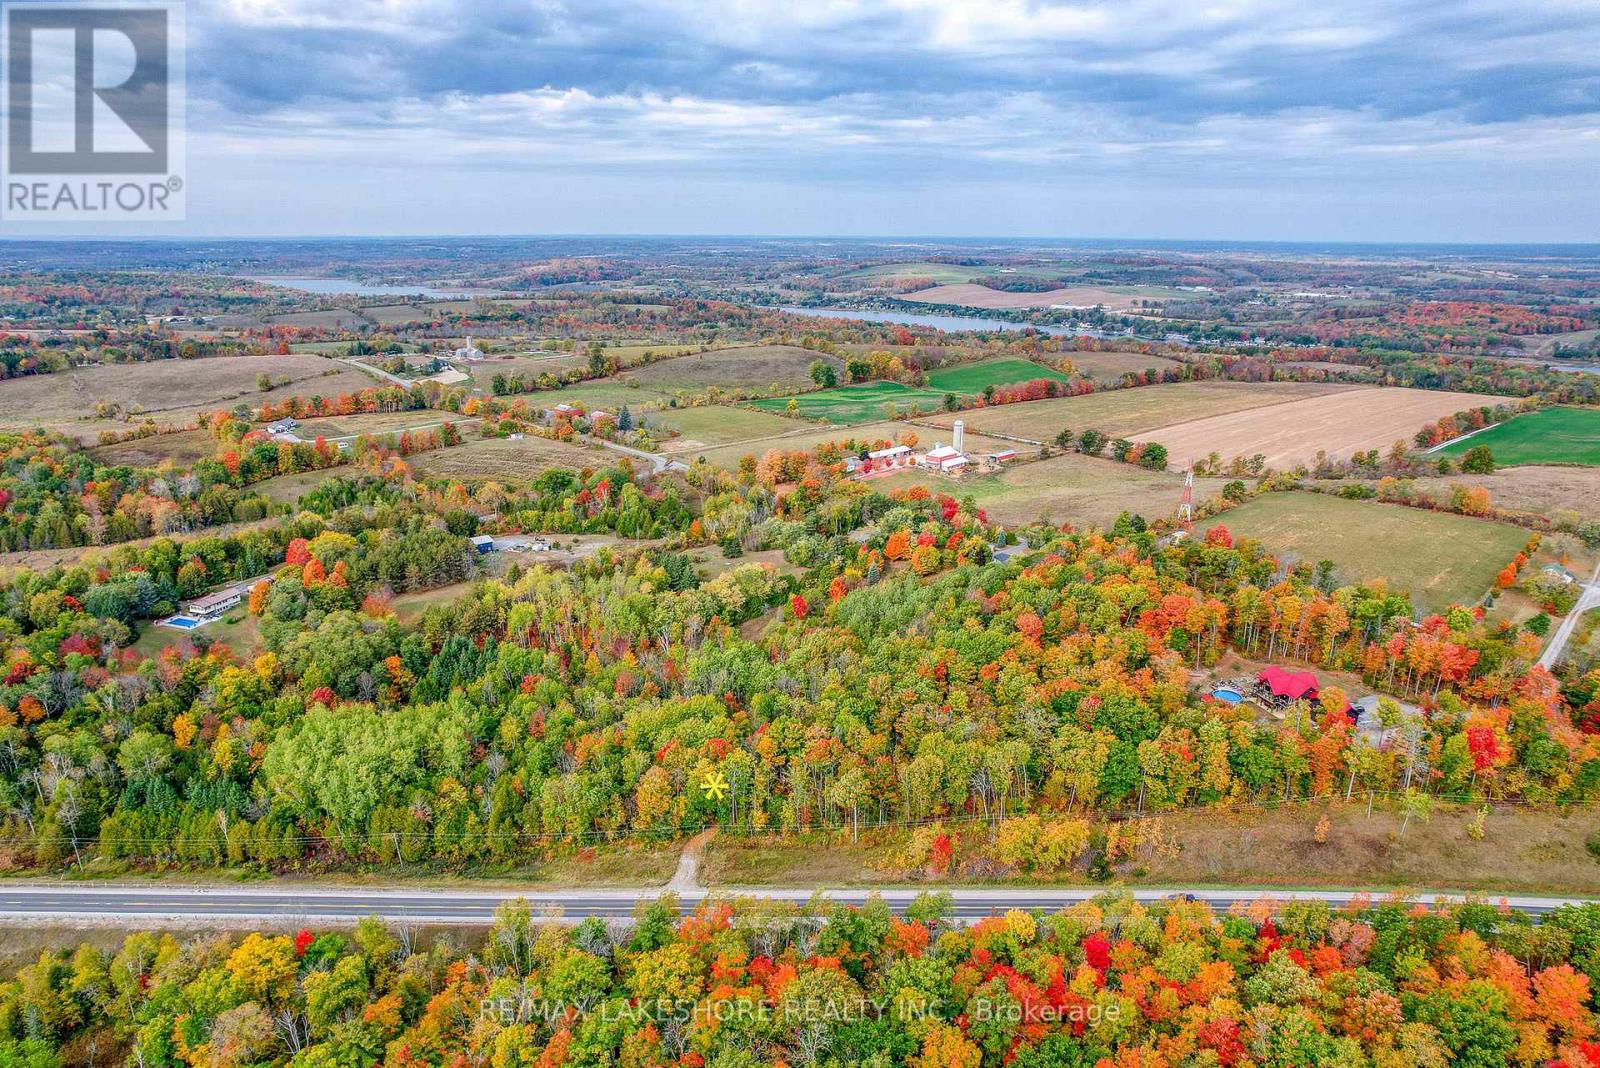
<box><xmin>620</xmin><ymin>345</ymin><xmax>842</xmax><ymax>392</ymax></box>
<box><xmin>294</xmin><ymin>411</ymin><xmax>470</xmax><ymax>440</ymax></box>
<box><xmin>646</xmin><ymin>406</ymin><xmax>801</xmax><ymax>451</ymax></box>
<box><xmin>252</xmin><ymin>467</ymin><xmax>346</xmax><ymax>504</ymax></box>
<box><xmin>1136</xmin><ymin>386</ymin><xmax>1501</xmax><ymax>471</ymax></box>
<box><xmin>0</xmin><ymin>356</ymin><xmax>373</xmax><ymax>441</ymax></box>
<box><xmin>264</xmin><ymin>309</ymin><xmax>370</xmax><ymax>330</ymax></box>
<box><xmin>924</xmin><ymin>356</ymin><xmax>1070</xmax><ymax>392</ymax></box>
<box><xmin>89</xmin><ymin>429</ymin><xmax>216</xmax><ymax>468</ymax></box>
<box><xmin>1436</xmin><ymin>406</ymin><xmax>1600</xmax><ymax>466</ymax></box>
<box><xmin>538</xmin><ymin>381</ymin><xmax>673</xmax><ymax>412</ymax></box>
<box><xmin>872</xmin><ymin>453</ymin><xmax>1221</xmax><ymax>530</ymax></box>
<box><xmin>750</xmin><ymin>381</ymin><xmax>946</xmax><ymax>424</ymax></box>
<box><xmin>466</xmin><ymin>354</ymin><xmax>587</xmax><ymax>388</ymax></box>
<box><xmin>901</xmin><ymin>283</ymin><xmax>1191</xmax><ymax>311</ymax></box>
<box><xmin>1062</xmin><ymin>350</ymin><xmax>1184</xmax><ymax>383</ymax></box>
<box><xmin>1202</xmin><ymin>491</ymin><xmax>1528</xmax><ymax>612</ymax></box>
<box><xmin>920</xmin><ymin>381</ymin><xmax>1355</xmax><ymax>443</ymax></box>
<box><xmin>1422</xmin><ymin>465</ymin><xmax>1600</xmax><ymax>523</ymax></box>
<box><xmin>409</xmin><ymin>435</ymin><xmax>601</xmax><ymax>481</ymax></box>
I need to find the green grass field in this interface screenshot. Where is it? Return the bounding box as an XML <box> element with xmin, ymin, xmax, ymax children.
<box><xmin>1437</xmin><ymin>406</ymin><xmax>1600</xmax><ymax>466</ymax></box>
<box><xmin>926</xmin><ymin>357</ymin><xmax>1070</xmax><ymax>393</ymax></box>
<box><xmin>751</xmin><ymin>358</ymin><xmax>1071</xmax><ymax>425</ymax></box>
<box><xmin>750</xmin><ymin>381</ymin><xmax>948</xmax><ymax>424</ymax></box>
<box><xmin>1203</xmin><ymin>491</ymin><xmax>1528</xmax><ymax>612</ymax></box>
<box><xmin>648</xmin><ymin>405</ymin><xmax>800</xmax><ymax>449</ymax></box>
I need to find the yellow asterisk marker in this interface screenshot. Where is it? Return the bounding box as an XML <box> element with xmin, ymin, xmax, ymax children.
<box><xmin>701</xmin><ymin>769</ymin><xmax>729</xmax><ymax>802</ymax></box>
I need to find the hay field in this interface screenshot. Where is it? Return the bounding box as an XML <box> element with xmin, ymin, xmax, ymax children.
<box><xmin>1063</xmin><ymin>351</ymin><xmax>1185</xmax><ymax>383</ymax></box>
<box><xmin>901</xmin><ymin>283</ymin><xmax>1189</xmax><ymax>311</ymax></box>
<box><xmin>0</xmin><ymin>356</ymin><xmax>372</xmax><ymax>441</ymax></box>
<box><xmin>1435</xmin><ymin>406</ymin><xmax>1600</xmax><ymax>467</ymax></box>
<box><xmin>89</xmin><ymin>430</ymin><xmax>216</xmax><ymax>468</ymax></box>
<box><xmin>1203</xmin><ymin>491</ymin><xmax>1527</xmax><ymax>612</ymax></box>
<box><xmin>648</xmin><ymin>406</ymin><xmax>801</xmax><ymax>452</ymax></box>
<box><xmin>925</xmin><ymin>357</ymin><xmax>1070</xmax><ymax>393</ymax></box>
<box><xmin>1135</xmin><ymin>387</ymin><xmax>1501</xmax><ymax>470</ymax></box>
<box><xmin>1421</xmin><ymin>465</ymin><xmax>1600</xmax><ymax>523</ymax></box>
<box><xmin>919</xmin><ymin>381</ymin><xmax>1355</xmax><ymax>443</ymax></box>
<box><xmin>409</xmin><ymin>435</ymin><xmax>602</xmax><ymax>481</ymax></box>
<box><xmin>621</xmin><ymin>346</ymin><xmax>843</xmax><ymax>392</ymax></box>
<box><xmin>750</xmin><ymin>381</ymin><xmax>947</xmax><ymax>424</ymax></box>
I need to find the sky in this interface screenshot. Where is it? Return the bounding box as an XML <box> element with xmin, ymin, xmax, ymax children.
<box><xmin>13</xmin><ymin>0</ymin><xmax>1600</xmax><ymax>240</ymax></box>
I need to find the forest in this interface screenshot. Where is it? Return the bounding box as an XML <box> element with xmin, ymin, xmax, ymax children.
<box><xmin>4</xmin><ymin>892</ymin><xmax>1600</xmax><ymax>1068</ymax></box>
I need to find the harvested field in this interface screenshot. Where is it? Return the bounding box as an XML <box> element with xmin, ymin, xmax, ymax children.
<box><xmin>0</xmin><ymin>356</ymin><xmax>369</xmax><ymax>441</ymax></box>
<box><xmin>1436</xmin><ymin>406</ymin><xmax>1600</xmax><ymax>467</ymax></box>
<box><xmin>264</xmin><ymin>309</ymin><xmax>370</xmax><ymax>330</ymax></box>
<box><xmin>1136</xmin><ymin>386</ymin><xmax>1503</xmax><ymax>471</ymax></box>
<box><xmin>409</xmin><ymin>435</ymin><xmax>601</xmax><ymax>481</ymax></box>
<box><xmin>919</xmin><ymin>381</ymin><xmax>1354</xmax><ymax>443</ymax></box>
<box><xmin>902</xmin><ymin>283</ymin><xmax>1189</xmax><ymax>311</ymax></box>
<box><xmin>621</xmin><ymin>346</ymin><xmax>843</xmax><ymax>392</ymax></box>
<box><xmin>872</xmin><ymin>453</ymin><xmax>1220</xmax><ymax>531</ymax></box>
<box><xmin>1203</xmin><ymin>491</ymin><xmax>1527</xmax><ymax>612</ymax></box>
<box><xmin>647</xmin><ymin>406</ymin><xmax>801</xmax><ymax>452</ymax></box>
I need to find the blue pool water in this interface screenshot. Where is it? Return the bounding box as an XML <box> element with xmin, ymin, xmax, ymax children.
<box><xmin>1210</xmin><ymin>686</ymin><xmax>1244</xmax><ymax>704</ymax></box>
<box><xmin>164</xmin><ymin>616</ymin><xmax>202</xmax><ymax>629</ymax></box>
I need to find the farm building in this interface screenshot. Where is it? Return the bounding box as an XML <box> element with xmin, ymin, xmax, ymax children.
<box><xmin>266</xmin><ymin>418</ymin><xmax>298</xmax><ymax>435</ymax></box>
<box><xmin>869</xmin><ymin>444</ymin><xmax>912</xmax><ymax>467</ymax></box>
<box><xmin>452</xmin><ymin>337</ymin><xmax>485</xmax><ymax>361</ymax></box>
<box><xmin>470</xmin><ymin>534</ymin><xmax>496</xmax><ymax>554</ymax></box>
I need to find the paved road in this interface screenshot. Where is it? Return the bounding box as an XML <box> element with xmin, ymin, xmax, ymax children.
<box><xmin>1539</xmin><ymin>562</ymin><xmax>1600</xmax><ymax>670</ymax></box>
<box><xmin>337</xmin><ymin>357</ymin><xmax>412</xmax><ymax>387</ymax></box>
<box><xmin>0</xmin><ymin>884</ymin><xmax>1590</xmax><ymax>925</ymax></box>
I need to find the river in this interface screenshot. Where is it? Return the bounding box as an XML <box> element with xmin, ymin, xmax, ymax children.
<box><xmin>776</xmin><ymin>305</ymin><xmax>1191</xmax><ymax>345</ymax></box>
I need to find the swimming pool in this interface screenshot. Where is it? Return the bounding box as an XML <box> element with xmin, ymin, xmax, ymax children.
<box><xmin>1210</xmin><ymin>686</ymin><xmax>1244</xmax><ymax>704</ymax></box>
<box><xmin>160</xmin><ymin>616</ymin><xmax>202</xmax><ymax>629</ymax></box>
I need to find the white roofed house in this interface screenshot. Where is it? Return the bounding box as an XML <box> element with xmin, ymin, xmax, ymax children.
<box><xmin>452</xmin><ymin>336</ymin><xmax>485</xmax><ymax>361</ymax></box>
<box><xmin>865</xmin><ymin>443</ymin><xmax>911</xmax><ymax>470</ymax></box>
<box><xmin>918</xmin><ymin>442</ymin><xmax>969</xmax><ymax>474</ymax></box>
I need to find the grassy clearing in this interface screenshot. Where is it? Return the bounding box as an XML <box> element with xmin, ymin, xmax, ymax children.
<box><xmin>390</xmin><ymin>580</ymin><xmax>477</xmax><ymax>623</ymax></box>
<box><xmin>540</xmin><ymin>381</ymin><xmax>674</xmax><ymax>411</ymax></box>
<box><xmin>1438</xmin><ymin>406</ymin><xmax>1600</xmax><ymax>466</ymax></box>
<box><xmin>647</xmin><ymin>406</ymin><xmax>801</xmax><ymax>450</ymax></box>
<box><xmin>252</xmin><ymin>467</ymin><xmax>347</xmax><ymax>505</ymax></box>
<box><xmin>925</xmin><ymin>357</ymin><xmax>1071</xmax><ymax>393</ymax></box>
<box><xmin>622</xmin><ymin>346</ymin><xmax>842</xmax><ymax>392</ymax></box>
<box><xmin>1413</xmin><ymin>465</ymin><xmax>1600</xmax><ymax>524</ymax></box>
<box><xmin>751</xmin><ymin>382</ymin><xmax>947</xmax><ymax>424</ymax></box>
<box><xmin>1204</xmin><ymin>491</ymin><xmax>1529</xmax><ymax>612</ymax></box>
<box><xmin>294</xmin><ymin>411</ymin><xmax>460</xmax><ymax>439</ymax></box>
<box><xmin>701</xmin><ymin>803</ymin><xmax>1600</xmax><ymax>895</ymax></box>
<box><xmin>89</xmin><ymin>429</ymin><xmax>216</xmax><ymax>468</ymax></box>
<box><xmin>1063</xmin><ymin>351</ymin><xmax>1184</xmax><ymax>384</ymax></box>
<box><xmin>920</xmin><ymin>381</ymin><xmax>1352</xmax><ymax>443</ymax></box>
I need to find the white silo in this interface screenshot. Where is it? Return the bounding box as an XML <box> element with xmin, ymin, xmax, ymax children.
<box><xmin>953</xmin><ymin>420</ymin><xmax>965</xmax><ymax>455</ymax></box>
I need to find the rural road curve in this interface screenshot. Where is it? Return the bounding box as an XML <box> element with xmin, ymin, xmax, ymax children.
<box><xmin>1539</xmin><ymin>562</ymin><xmax>1600</xmax><ymax>670</ymax></box>
<box><xmin>592</xmin><ymin>436</ymin><xmax>688</xmax><ymax>475</ymax></box>
<box><xmin>0</xmin><ymin>884</ymin><xmax>1591</xmax><ymax>925</ymax></box>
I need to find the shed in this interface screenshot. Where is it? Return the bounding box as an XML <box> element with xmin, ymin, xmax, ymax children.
<box><xmin>469</xmin><ymin>535</ymin><xmax>495</xmax><ymax>554</ymax></box>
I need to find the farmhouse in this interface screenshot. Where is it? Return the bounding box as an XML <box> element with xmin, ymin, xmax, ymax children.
<box><xmin>266</xmin><ymin>418</ymin><xmax>298</xmax><ymax>435</ymax></box>
<box><xmin>452</xmin><ymin>336</ymin><xmax>485</xmax><ymax>361</ymax></box>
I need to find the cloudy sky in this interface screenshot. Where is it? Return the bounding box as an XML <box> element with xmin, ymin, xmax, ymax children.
<box><xmin>36</xmin><ymin>0</ymin><xmax>1600</xmax><ymax>239</ymax></box>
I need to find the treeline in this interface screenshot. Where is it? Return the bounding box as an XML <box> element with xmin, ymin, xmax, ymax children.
<box><xmin>5</xmin><ymin>892</ymin><xmax>1600</xmax><ymax>1067</ymax></box>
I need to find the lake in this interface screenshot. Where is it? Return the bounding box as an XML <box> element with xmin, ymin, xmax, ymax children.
<box><xmin>256</xmin><ymin>277</ymin><xmax>510</xmax><ymax>299</ymax></box>
<box><xmin>777</xmin><ymin>305</ymin><xmax>1190</xmax><ymax>345</ymax></box>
